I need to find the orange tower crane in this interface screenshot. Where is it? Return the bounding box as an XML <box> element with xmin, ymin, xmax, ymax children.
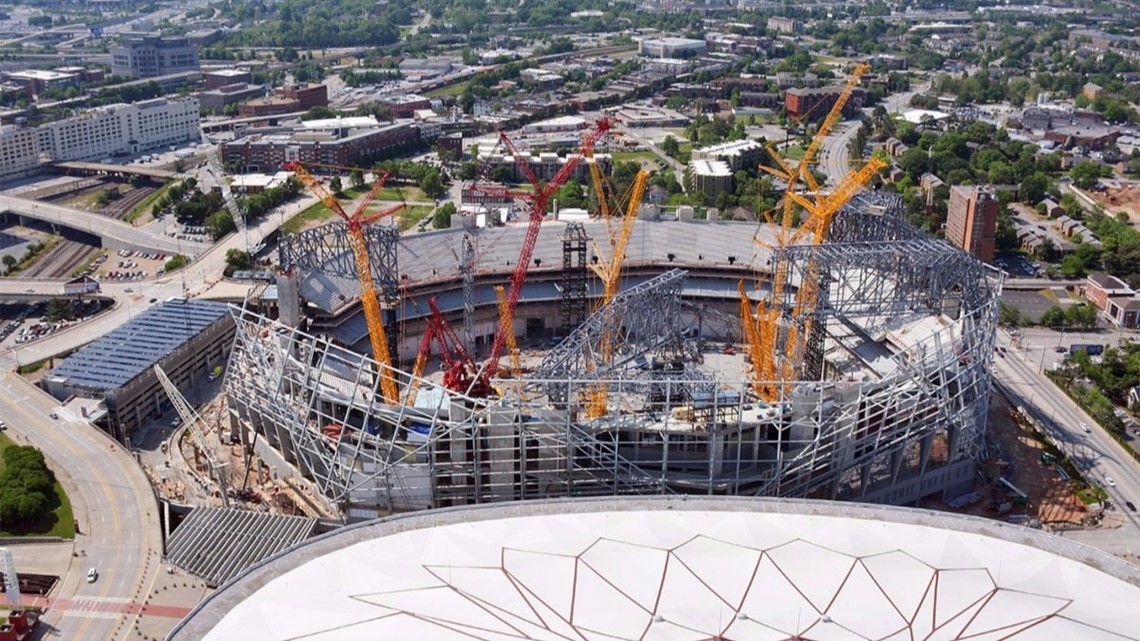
<box><xmin>285</xmin><ymin>161</ymin><xmax>407</xmax><ymax>404</ymax></box>
<box><xmin>740</xmin><ymin>62</ymin><xmax>878</xmax><ymax>401</ymax></box>
<box><xmin>584</xmin><ymin>168</ymin><xmax>649</xmax><ymax>417</ymax></box>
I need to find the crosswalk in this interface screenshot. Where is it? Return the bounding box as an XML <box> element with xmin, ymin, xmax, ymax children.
<box><xmin>27</xmin><ymin>595</ymin><xmax>191</xmax><ymax>620</ymax></box>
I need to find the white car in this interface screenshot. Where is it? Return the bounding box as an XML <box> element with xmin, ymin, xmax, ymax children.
<box><xmin>1080</xmin><ymin>422</ymin><xmax>1091</xmax><ymax>433</ymax></box>
<box><xmin>1106</xmin><ymin>476</ymin><xmax>1117</xmax><ymax>488</ymax></box>
<box><xmin>86</xmin><ymin>568</ymin><xmax>98</xmax><ymax>583</ymax></box>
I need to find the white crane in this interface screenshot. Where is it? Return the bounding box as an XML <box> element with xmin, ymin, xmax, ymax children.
<box><xmin>154</xmin><ymin>364</ymin><xmax>230</xmax><ymax>508</ymax></box>
<box><xmin>200</xmin><ymin>127</ymin><xmax>253</xmax><ymax>253</ymax></box>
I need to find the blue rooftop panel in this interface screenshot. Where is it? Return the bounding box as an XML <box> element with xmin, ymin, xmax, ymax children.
<box><xmin>48</xmin><ymin>299</ymin><xmax>230</xmax><ymax>392</ymax></box>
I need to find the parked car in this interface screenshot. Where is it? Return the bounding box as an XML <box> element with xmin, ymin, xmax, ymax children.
<box><xmin>86</xmin><ymin>568</ymin><xmax>98</xmax><ymax>583</ymax></box>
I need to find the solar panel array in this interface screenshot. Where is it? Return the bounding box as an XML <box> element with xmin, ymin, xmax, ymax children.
<box><xmin>47</xmin><ymin>299</ymin><xmax>229</xmax><ymax>392</ymax></box>
<box><xmin>167</xmin><ymin>507</ymin><xmax>317</xmax><ymax>588</ymax></box>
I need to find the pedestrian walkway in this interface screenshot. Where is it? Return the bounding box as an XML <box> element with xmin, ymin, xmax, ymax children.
<box><xmin>26</xmin><ymin>595</ymin><xmax>192</xmax><ymax>619</ymax></box>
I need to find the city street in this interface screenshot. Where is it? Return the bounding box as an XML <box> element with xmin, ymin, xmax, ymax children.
<box><xmin>0</xmin><ymin>372</ymin><xmax>162</xmax><ymax>641</ymax></box>
<box><xmin>995</xmin><ymin>328</ymin><xmax>1140</xmax><ymax>541</ymax></box>
<box><xmin>0</xmin><ymin>194</ymin><xmax>312</xmax><ymax>641</ymax></box>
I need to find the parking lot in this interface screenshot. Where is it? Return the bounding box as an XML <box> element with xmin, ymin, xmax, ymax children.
<box><xmin>1001</xmin><ymin>288</ymin><xmax>1072</xmax><ymax>323</ymax></box>
<box><xmin>101</xmin><ymin>249</ymin><xmax>175</xmax><ymax>281</ymax></box>
<box><xmin>994</xmin><ymin>252</ymin><xmax>1041</xmax><ymax>277</ymax></box>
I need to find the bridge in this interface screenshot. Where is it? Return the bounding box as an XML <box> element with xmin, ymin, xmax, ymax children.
<box><xmin>52</xmin><ymin>161</ymin><xmax>177</xmax><ymax>182</ymax></box>
<box><xmin>0</xmin><ymin>194</ymin><xmax>210</xmax><ymax>256</ymax></box>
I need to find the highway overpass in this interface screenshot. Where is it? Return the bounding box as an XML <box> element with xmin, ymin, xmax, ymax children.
<box><xmin>0</xmin><ymin>194</ymin><xmax>211</xmax><ymax>256</ymax></box>
<box><xmin>52</xmin><ymin>161</ymin><xmax>177</xmax><ymax>182</ymax></box>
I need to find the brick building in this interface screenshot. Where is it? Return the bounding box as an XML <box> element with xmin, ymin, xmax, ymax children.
<box><xmin>221</xmin><ymin>121</ymin><xmax>420</xmax><ymax>171</ymax></box>
<box><xmin>945</xmin><ymin>185</ymin><xmax>997</xmax><ymax>262</ymax></box>
<box><xmin>238</xmin><ymin>83</ymin><xmax>328</xmax><ymax>117</ymax></box>
<box><xmin>784</xmin><ymin>86</ymin><xmax>866</xmax><ymax>120</ymax></box>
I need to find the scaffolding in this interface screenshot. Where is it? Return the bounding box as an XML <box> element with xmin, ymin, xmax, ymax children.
<box><xmin>226</xmin><ymin>197</ymin><xmax>1001</xmax><ymax>518</ymax></box>
<box><xmin>560</xmin><ymin>222</ymin><xmax>589</xmax><ymax>334</ymax></box>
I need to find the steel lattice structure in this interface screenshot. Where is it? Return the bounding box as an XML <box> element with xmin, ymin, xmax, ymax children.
<box><xmin>226</xmin><ymin>199</ymin><xmax>1001</xmax><ymax>517</ymax></box>
<box><xmin>279</xmin><ymin>222</ymin><xmax>401</xmax><ymax>299</ymax></box>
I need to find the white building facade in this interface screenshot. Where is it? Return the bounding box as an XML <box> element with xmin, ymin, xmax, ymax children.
<box><xmin>37</xmin><ymin>98</ymin><xmax>200</xmax><ymax>162</ymax></box>
<box><xmin>0</xmin><ymin>125</ymin><xmax>41</xmax><ymax>181</ymax></box>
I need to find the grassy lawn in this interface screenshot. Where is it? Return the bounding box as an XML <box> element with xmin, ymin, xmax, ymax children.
<box><xmin>612</xmin><ymin>150</ymin><xmax>661</xmax><ymax>166</ymax></box>
<box><xmin>782</xmin><ymin>145</ymin><xmax>805</xmax><ymax>161</ymax></box>
<box><xmin>0</xmin><ymin>433</ymin><xmax>75</xmax><ymax>539</ymax></box>
<box><xmin>126</xmin><ymin>181</ymin><xmax>174</xmax><ymax>225</ymax></box>
<box><xmin>280</xmin><ymin>201</ymin><xmax>335</xmax><ymax>235</ymax></box>
<box><xmin>676</xmin><ymin>142</ymin><xmax>693</xmax><ymax>164</ymax></box>
<box><xmin>425</xmin><ymin>79</ymin><xmax>471</xmax><ymax>98</ymax></box>
<box><xmin>373</xmin><ymin>185</ymin><xmax>426</xmax><ymax>202</ymax></box>
<box><xmin>397</xmin><ymin>205</ymin><xmax>435</xmax><ymax>231</ymax></box>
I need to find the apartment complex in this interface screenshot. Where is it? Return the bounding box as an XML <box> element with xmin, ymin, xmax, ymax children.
<box><xmin>692</xmin><ymin>139</ymin><xmax>765</xmax><ymax>172</ymax></box>
<box><xmin>221</xmin><ymin>120</ymin><xmax>420</xmax><ymax>171</ymax></box>
<box><xmin>111</xmin><ymin>36</ymin><xmax>201</xmax><ymax>78</ymax></box>
<box><xmin>784</xmin><ymin>86</ymin><xmax>866</xmax><ymax>120</ymax></box>
<box><xmin>688</xmin><ymin>158</ymin><xmax>733</xmax><ymax>198</ymax></box>
<box><xmin>36</xmin><ymin>98</ymin><xmax>200</xmax><ymax>162</ymax></box>
<box><xmin>945</xmin><ymin>185</ymin><xmax>998</xmax><ymax>262</ymax></box>
<box><xmin>0</xmin><ymin>125</ymin><xmax>42</xmax><ymax>181</ymax></box>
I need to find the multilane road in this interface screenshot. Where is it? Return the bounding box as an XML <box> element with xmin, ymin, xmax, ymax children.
<box><xmin>0</xmin><ymin>194</ymin><xmax>314</xmax><ymax>641</ymax></box>
<box><xmin>995</xmin><ymin>329</ymin><xmax>1140</xmax><ymax>538</ymax></box>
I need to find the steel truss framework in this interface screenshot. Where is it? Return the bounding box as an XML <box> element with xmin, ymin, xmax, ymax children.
<box><xmin>278</xmin><ymin>222</ymin><xmax>401</xmax><ymax>299</ymax></box>
<box><xmin>226</xmin><ymin>203</ymin><xmax>1001</xmax><ymax>516</ymax></box>
<box><xmin>560</xmin><ymin>222</ymin><xmax>589</xmax><ymax>334</ymax></box>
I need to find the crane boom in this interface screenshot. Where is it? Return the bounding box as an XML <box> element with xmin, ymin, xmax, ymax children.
<box><xmin>153</xmin><ymin>365</ymin><xmax>229</xmax><ymax>507</ymax></box>
<box><xmin>589</xmin><ymin>169</ymin><xmax>648</xmax><ymax>304</ymax></box>
<box><xmin>285</xmin><ymin>161</ymin><xmax>401</xmax><ymax>404</ymax></box>
<box><xmin>480</xmin><ymin>118</ymin><xmax>615</xmax><ymax>388</ymax></box>
<box><xmin>798</xmin><ymin>62</ymin><xmax>870</xmax><ymax>193</ymax></box>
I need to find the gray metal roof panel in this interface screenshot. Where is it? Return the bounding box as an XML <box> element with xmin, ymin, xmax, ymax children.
<box><xmin>48</xmin><ymin>299</ymin><xmax>230</xmax><ymax>391</ymax></box>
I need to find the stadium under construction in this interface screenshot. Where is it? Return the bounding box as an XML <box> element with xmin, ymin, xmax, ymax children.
<box><xmin>222</xmin><ymin>193</ymin><xmax>1002</xmax><ymax>519</ymax></box>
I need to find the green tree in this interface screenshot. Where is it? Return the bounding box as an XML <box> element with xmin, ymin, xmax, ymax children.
<box><xmin>998</xmin><ymin>302</ymin><xmax>1025</xmax><ymax>327</ymax></box>
<box><xmin>1066</xmin><ymin>303</ymin><xmax>1099</xmax><ymax>330</ymax></box>
<box><xmin>1020</xmin><ymin>172</ymin><xmax>1050</xmax><ymax>204</ymax></box>
<box><xmin>350</xmin><ymin>169</ymin><xmax>365</xmax><ymax>190</ymax></box>
<box><xmin>1060</xmin><ymin>254</ymin><xmax>1086</xmax><ymax>278</ymax></box>
<box><xmin>1070</xmin><ymin>162</ymin><xmax>1102</xmax><ymax>190</ymax></box>
<box><xmin>554</xmin><ymin>182</ymin><xmax>586</xmax><ymax>210</ymax></box>
<box><xmin>225</xmin><ymin>248</ymin><xmax>251</xmax><ymax>272</ymax></box>
<box><xmin>1040</xmin><ymin>305</ymin><xmax>1067</xmax><ymax>328</ymax></box>
<box><xmin>419</xmin><ymin>169</ymin><xmax>446</xmax><ymax>200</ymax></box>
<box><xmin>661</xmin><ymin>135</ymin><xmax>680</xmax><ymax>158</ymax></box>
<box><xmin>432</xmin><ymin>202</ymin><xmax>456</xmax><ymax>230</ymax></box>
<box><xmin>205</xmin><ymin>209</ymin><xmax>236</xmax><ymax>240</ymax></box>
<box><xmin>329</xmin><ymin>176</ymin><xmax>344</xmax><ymax>196</ymax></box>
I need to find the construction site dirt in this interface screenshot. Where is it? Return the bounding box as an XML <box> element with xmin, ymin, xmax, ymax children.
<box><xmin>985</xmin><ymin>393</ymin><xmax>1088</xmax><ymax>526</ymax></box>
<box><xmin>1091</xmin><ymin>182</ymin><xmax>1140</xmax><ymax>225</ymax></box>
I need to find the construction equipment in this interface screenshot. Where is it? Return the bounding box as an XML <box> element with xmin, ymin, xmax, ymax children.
<box><xmin>589</xmin><ymin>169</ymin><xmax>649</xmax><ymax>305</ymax></box>
<box><xmin>154</xmin><ymin>365</ymin><xmax>229</xmax><ymax>508</ymax></box>
<box><xmin>741</xmin><ymin>62</ymin><xmax>880</xmax><ymax>401</ymax></box>
<box><xmin>285</xmin><ymin>161</ymin><xmax>406</xmax><ymax>404</ymax></box>
<box><xmin>477</xmin><ymin>119</ymin><xmax>615</xmax><ymax>389</ymax></box>
<box><xmin>494</xmin><ymin>285</ymin><xmax>522</xmax><ymax>378</ymax></box>
<box><xmin>204</xmin><ymin>145</ymin><xmax>251</xmax><ymax>251</ymax></box>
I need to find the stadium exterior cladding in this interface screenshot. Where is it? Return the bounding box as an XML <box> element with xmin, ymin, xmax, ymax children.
<box><xmin>224</xmin><ymin>195</ymin><xmax>1002</xmax><ymax>519</ymax></box>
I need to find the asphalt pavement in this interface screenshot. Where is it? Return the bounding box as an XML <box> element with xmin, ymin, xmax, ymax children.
<box><xmin>0</xmin><ymin>373</ymin><xmax>161</xmax><ymax>641</ymax></box>
<box><xmin>995</xmin><ymin>328</ymin><xmax>1140</xmax><ymax>540</ymax></box>
<box><xmin>0</xmin><ymin>193</ymin><xmax>314</xmax><ymax>641</ymax></box>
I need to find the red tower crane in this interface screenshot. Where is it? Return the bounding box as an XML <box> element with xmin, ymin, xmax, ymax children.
<box><xmin>426</xmin><ymin>117</ymin><xmax>616</xmax><ymax>398</ymax></box>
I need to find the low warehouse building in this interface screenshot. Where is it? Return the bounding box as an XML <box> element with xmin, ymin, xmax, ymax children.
<box><xmin>43</xmin><ymin>299</ymin><xmax>234</xmax><ymax>441</ymax></box>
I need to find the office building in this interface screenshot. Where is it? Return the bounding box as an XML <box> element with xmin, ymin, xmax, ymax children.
<box><xmin>638</xmin><ymin>37</ymin><xmax>706</xmax><ymax>58</ymax></box>
<box><xmin>111</xmin><ymin>36</ymin><xmax>201</xmax><ymax>78</ymax></box>
<box><xmin>221</xmin><ymin>120</ymin><xmax>420</xmax><ymax>171</ymax></box>
<box><xmin>0</xmin><ymin>125</ymin><xmax>41</xmax><ymax>181</ymax></box>
<box><xmin>36</xmin><ymin>97</ymin><xmax>200</xmax><ymax>162</ymax></box>
<box><xmin>945</xmin><ymin>185</ymin><xmax>998</xmax><ymax>262</ymax></box>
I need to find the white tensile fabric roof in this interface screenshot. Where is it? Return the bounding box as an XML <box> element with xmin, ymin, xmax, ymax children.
<box><xmin>195</xmin><ymin>502</ymin><xmax>1140</xmax><ymax>641</ymax></box>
